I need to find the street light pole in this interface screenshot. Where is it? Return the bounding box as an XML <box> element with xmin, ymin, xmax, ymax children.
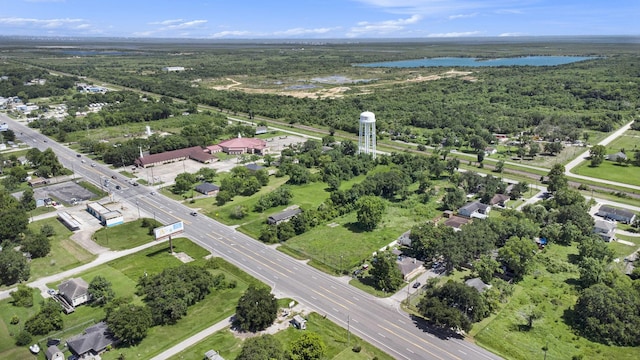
<box><xmin>136</xmin><ymin>200</ymin><xmax>140</xmax><ymax>219</ymax></box>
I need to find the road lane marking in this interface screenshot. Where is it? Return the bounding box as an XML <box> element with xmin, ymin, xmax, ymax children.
<box><xmin>378</xmin><ymin>333</ymin><xmax>386</xmax><ymax>338</ymax></box>
<box><xmin>379</xmin><ymin>323</ymin><xmax>461</xmax><ymax>360</ymax></box>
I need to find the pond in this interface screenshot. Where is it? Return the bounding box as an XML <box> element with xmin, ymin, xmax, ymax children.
<box><xmin>356</xmin><ymin>56</ymin><xmax>598</xmax><ymax>68</ymax></box>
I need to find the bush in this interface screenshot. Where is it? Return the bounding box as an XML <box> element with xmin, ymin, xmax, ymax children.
<box><xmin>352</xmin><ymin>345</ymin><xmax>362</xmax><ymax>353</ymax></box>
<box><xmin>10</xmin><ymin>315</ymin><xmax>20</xmax><ymax>324</ymax></box>
<box><xmin>15</xmin><ymin>330</ymin><xmax>32</xmax><ymax>346</ymax></box>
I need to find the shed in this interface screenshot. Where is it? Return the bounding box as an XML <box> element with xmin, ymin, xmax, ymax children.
<box><xmin>267</xmin><ymin>207</ymin><xmax>302</xmax><ymax>225</ymax></box>
<box><xmin>292</xmin><ymin>315</ymin><xmax>307</xmax><ymax>330</ymax></box>
<box><xmin>204</xmin><ymin>349</ymin><xmax>225</xmax><ymax>360</ymax></box>
<box><xmin>465</xmin><ymin>277</ymin><xmax>492</xmax><ymax>293</ymax></box>
<box><xmin>195</xmin><ymin>182</ymin><xmax>220</xmax><ymax>196</ymax></box>
<box><xmin>45</xmin><ymin>345</ymin><xmax>64</xmax><ymax>360</ymax></box>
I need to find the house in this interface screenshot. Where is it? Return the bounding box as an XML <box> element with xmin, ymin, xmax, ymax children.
<box><xmin>217</xmin><ymin>137</ymin><xmax>268</xmax><ymax>155</ymax></box>
<box><xmin>593</xmin><ymin>219</ymin><xmax>616</xmax><ymax>242</ymax></box>
<box><xmin>195</xmin><ymin>182</ymin><xmax>220</xmax><ymax>196</ymax></box>
<box><xmin>465</xmin><ymin>277</ymin><xmax>492</xmax><ymax>293</ymax></box>
<box><xmin>292</xmin><ymin>315</ymin><xmax>307</xmax><ymax>330</ymax></box>
<box><xmin>28</xmin><ymin>177</ymin><xmax>49</xmax><ymax>187</ymax></box>
<box><xmin>458</xmin><ymin>201</ymin><xmax>491</xmax><ymax>219</ymax></box>
<box><xmin>58</xmin><ymin>278</ymin><xmax>90</xmax><ymax>307</ymax></box>
<box><xmin>45</xmin><ymin>345</ymin><xmax>64</xmax><ymax>360</ymax></box>
<box><xmin>489</xmin><ymin>193</ymin><xmax>510</xmax><ymax>207</ymax></box>
<box><xmin>267</xmin><ymin>207</ymin><xmax>302</xmax><ymax>225</ymax></box>
<box><xmin>597</xmin><ymin>205</ymin><xmax>636</xmax><ymax>224</ymax></box>
<box><xmin>66</xmin><ymin>322</ymin><xmax>115</xmax><ymax>358</ymax></box>
<box><xmin>393</xmin><ymin>249</ymin><xmax>425</xmax><ymax>280</ymax></box>
<box><xmin>396</xmin><ymin>230</ymin><xmax>412</xmax><ymax>246</ymax></box>
<box><xmin>444</xmin><ymin>215</ymin><xmax>472</xmax><ymax>231</ymax></box>
<box><xmin>605</xmin><ymin>151</ymin><xmax>627</xmax><ymax>162</ymax></box>
<box><xmin>204</xmin><ymin>349</ymin><xmax>225</xmax><ymax>360</ymax></box>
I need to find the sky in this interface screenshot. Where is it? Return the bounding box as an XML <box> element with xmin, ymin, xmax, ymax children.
<box><xmin>0</xmin><ymin>0</ymin><xmax>638</xmax><ymax>39</ymax></box>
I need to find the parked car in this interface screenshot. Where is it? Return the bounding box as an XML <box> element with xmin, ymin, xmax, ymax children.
<box><xmin>190</xmin><ymin>211</ymin><xmax>198</xmax><ymax>216</ymax></box>
<box><xmin>132</xmin><ymin>182</ymin><xmax>139</xmax><ymax>186</ymax></box>
<box><xmin>115</xmin><ymin>185</ymin><xmax>121</xmax><ymax>190</ymax></box>
<box><xmin>91</xmin><ymin>163</ymin><xmax>96</xmax><ymax>167</ymax></box>
<box><xmin>413</xmin><ymin>282</ymin><xmax>421</xmax><ymax>289</ymax></box>
<box><xmin>47</xmin><ymin>288</ymin><xmax>57</xmax><ymax>295</ymax></box>
<box><xmin>111</xmin><ymin>175</ymin><xmax>117</xmax><ymax>179</ymax></box>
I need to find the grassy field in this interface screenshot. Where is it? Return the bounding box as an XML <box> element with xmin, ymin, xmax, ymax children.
<box><xmin>0</xmin><ymin>289</ymin><xmax>45</xmax><ymax>360</ymax></box>
<box><xmin>472</xmin><ymin>244</ymin><xmax>638</xmax><ymax>360</ymax></box>
<box><xmin>24</xmin><ymin>217</ymin><xmax>95</xmax><ymax>284</ymax></box>
<box><xmin>92</xmin><ymin>218</ymin><xmax>157</xmax><ymax>250</ymax></box>
<box><xmin>170</xmin><ymin>312</ymin><xmax>393</xmax><ymax>360</ymax></box>
<box><xmin>572</xmin><ymin>160</ymin><xmax>640</xmax><ymax>187</ymax></box>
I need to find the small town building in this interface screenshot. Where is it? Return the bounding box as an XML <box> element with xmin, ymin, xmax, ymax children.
<box><xmin>66</xmin><ymin>322</ymin><xmax>114</xmax><ymax>358</ymax></box>
<box><xmin>458</xmin><ymin>201</ymin><xmax>491</xmax><ymax>219</ymax></box>
<box><xmin>217</xmin><ymin>137</ymin><xmax>268</xmax><ymax>155</ymax></box>
<box><xmin>444</xmin><ymin>215</ymin><xmax>472</xmax><ymax>231</ymax></box>
<box><xmin>86</xmin><ymin>202</ymin><xmax>124</xmax><ymax>227</ymax></box>
<box><xmin>27</xmin><ymin>177</ymin><xmax>49</xmax><ymax>187</ymax></box>
<box><xmin>58</xmin><ymin>211</ymin><xmax>81</xmax><ymax>231</ymax></box>
<box><xmin>255</xmin><ymin>126</ymin><xmax>268</xmax><ymax>135</ymax></box>
<box><xmin>593</xmin><ymin>219</ymin><xmax>616</xmax><ymax>242</ymax></box>
<box><xmin>195</xmin><ymin>182</ymin><xmax>220</xmax><ymax>196</ymax></box>
<box><xmin>489</xmin><ymin>193</ymin><xmax>510</xmax><ymax>207</ymax></box>
<box><xmin>58</xmin><ymin>278</ymin><xmax>90</xmax><ymax>307</ymax></box>
<box><xmin>267</xmin><ymin>207</ymin><xmax>302</xmax><ymax>225</ymax></box>
<box><xmin>134</xmin><ymin>146</ymin><xmax>213</xmax><ymax>168</ymax></box>
<box><xmin>245</xmin><ymin>163</ymin><xmax>264</xmax><ymax>172</ymax></box>
<box><xmin>605</xmin><ymin>152</ymin><xmax>627</xmax><ymax>162</ymax></box>
<box><xmin>597</xmin><ymin>205</ymin><xmax>636</xmax><ymax>224</ymax></box>
<box><xmin>206</xmin><ymin>144</ymin><xmax>223</xmax><ymax>154</ymax></box>
<box><xmin>162</xmin><ymin>66</ymin><xmax>186</xmax><ymax>72</ymax></box>
<box><xmin>465</xmin><ymin>277</ymin><xmax>492</xmax><ymax>293</ymax></box>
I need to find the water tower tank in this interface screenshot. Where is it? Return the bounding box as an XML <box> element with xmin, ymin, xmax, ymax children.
<box><xmin>358</xmin><ymin>111</ymin><xmax>376</xmax><ymax>159</ymax></box>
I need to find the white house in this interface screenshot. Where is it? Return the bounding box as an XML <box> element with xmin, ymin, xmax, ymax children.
<box><xmin>58</xmin><ymin>278</ymin><xmax>90</xmax><ymax>307</ymax></box>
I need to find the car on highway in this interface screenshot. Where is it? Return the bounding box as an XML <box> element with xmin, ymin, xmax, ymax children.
<box><xmin>115</xmin><ymin>185</ymin><xmax>121</xmax><ymax>190</ymax></box>
<box><xmin>43</xmin><ymin>139</ymin><xmax>47</xmax><ymax>142</ymax></box>
<box><xmin>76</xmin><ymin>154</ymin><xmax>81</xmax><ymax>158</ymax></box>
<box><xmin>150</xmin><ymin>191</ymin><xmax>156</xmax><ymax>195</ymax></box>
<box><xmin>132</xmin><ymin>182</ymin><xmax>139</xmax><ymax>186</ymax></box>
<box><xmin>111</xmin><ymin>175</ymin><xmax>117</xmax><ymax>179</ymax></box>
<box><xmin>91</xmin><ymin>163</ymin><xmax>96</xmax><ymax>167</ymax></box>
<box><xmin>190</xmin><ymin>211</ymin><xmax>198</xmax><ymax>216</ymax></box>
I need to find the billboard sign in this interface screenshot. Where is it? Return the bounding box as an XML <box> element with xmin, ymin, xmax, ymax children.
<box><xmin>154</xmin><ymin>221</ymin><xmax>184</xmax><ymax>240</ymax></box>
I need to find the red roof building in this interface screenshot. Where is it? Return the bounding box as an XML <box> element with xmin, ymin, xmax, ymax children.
<box><xmin>217</xmin><ymin>137</ymin><xmax>267</xmax><ymax>155</ymax></box>
<box><xmin>134</xmin><ymin>146</ymin><xmax>213</xmax><ymax>168</ymax></box>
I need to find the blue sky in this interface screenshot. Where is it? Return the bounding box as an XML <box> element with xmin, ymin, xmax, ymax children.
<box><xmin>0</xmin><ymin>0</ymin><xmax>637</xmax><ymax>38</ymax></box>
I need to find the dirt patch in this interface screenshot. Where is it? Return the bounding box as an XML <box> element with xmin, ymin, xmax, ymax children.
<box><xmin>173</xmin><ymin>251</ymin><xmax>194</xmax><ymax>263</ymax></box>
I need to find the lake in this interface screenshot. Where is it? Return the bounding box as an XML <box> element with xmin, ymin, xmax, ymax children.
<box><xmin>356</xmin><ymin>56</ymin><xmax>598</xmax><ymax>68</ymax></box>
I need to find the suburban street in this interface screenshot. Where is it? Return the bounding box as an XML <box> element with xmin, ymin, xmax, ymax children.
<box><xmin>2</xmin><ymin>114</ymin><xmax>503</xmax><ymax>360</ymax></box>
<box><xmin>3</xmin><ymin>111</ymin><xmax>639</xmax><ymax>359</ymax></box>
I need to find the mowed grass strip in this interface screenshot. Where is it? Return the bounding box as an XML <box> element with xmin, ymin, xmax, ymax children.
<box><xmin>92</xmin><ymin>218</ymin><xmax>158</xmax><ymax>250</ymax></box>
<box><xmin>573</xmin><ymin>160</ymin><xmax>640</xmax><ymax>187</ymax></box>
<box><xmin>170</xmin><ymin>312</ymin><xmax>393</xmax><ymax>360</ymax></box>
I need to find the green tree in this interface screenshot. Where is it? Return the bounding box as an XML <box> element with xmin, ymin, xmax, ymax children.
<box><xmin>289</xmin><ymin>332</ymin><xmax>326</xmax><ymax>360</ymax></box>
<box><xmin>107</xmin><ymin>303</ymin><xmax>153</xmax><ymax>345</ymax></box>
<box><xmin>24</xmin><ymin>299</ymin><xmax>63</xmax><ymax>335</ymax></box>
<box><xmin>573</xmin><ymin>282</ymin><xmax>640</xmax><ymax>346</ymax></box>
<box><xmin>578</xmin><ymin>257</ymin><xmax>609</xmax><ymax>288</ymax></box>
<box><xmin>474</xmin><ymin>255</ymin><xmax>501</xmax><ymax>284</ymax></box>
<box><xmin>442</xmin><ymin>187</ymin><xmax>466</xmax><ymax>211</ymax></box>
<box><xmin>498</xmin><ymin>236</ymin><xmax>538</xmax><ymax>280</ymax></box>
<box><xmin>370</xmin><ymin>250</ymin><xmax>404</xmax><ymax>292</ymax></box>
<box><xmin>235</xmin><ymin>285</ymin><xmax>278</xmax><ymax>332</ymax></box>
<box><xmin>195</xmin><ymin>167</ymin><xmax>217</xmax><ymax>182</ymax></box>
<box><xmin>356</xmin><ymin>196</ymin><xmax>386</xmax><ymax>231</ymax></box>
<box><xmin>589</xmin><ymin>145</ymin><xmax>606</xmax><ymax>167</ymax></box>
<box><xmin>20</xmin><ymin>187</ymin><xmax>36</xmax><ymax>211</ymax></box>
<box><xmin>15</xmin><ymin>330</ymin><xmax>32</xmax><ymax>346</ymax></box>
<box><xmin>494</xmin><ymin>160</ymin><xmax>505</xmax><ymax>173</ymax></box>
<box><xmin>237</xmin><ymin>334</ymin><xmax>284</xmax><ymax>360</ymax></box>
<box><xmin>22</xmin><ymin>232</ymin><xmax>51</xmax><ymax>258</ymax></box>
<box><xmin>528</xmin><ymin>142</ymin><xmax>540</xmax><ymax>158</ymax></box>
<box><xmin>546</xmin><ymin>164</ymin><xmax>568</xmax><ymax>193</ymax></box>
<box><xmin>9</xmin><ymin>285</ymin><xmax>34</xmax><ymax>307</ymax></box>
<box><xmin>88</xmin><ymin>275</ymin><xmax>115</xmax><ymax>306</ymax></box>
<box><xmin>0</xmin><ymin>249</ymin><xmax>30</xmax><ymax>285</ymax></box>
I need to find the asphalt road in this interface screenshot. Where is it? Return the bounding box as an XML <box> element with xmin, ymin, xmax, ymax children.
<box><xmin>3</xmin><ymin>114</ymin><xmax>502</xmax><ymax>359</ymax></box>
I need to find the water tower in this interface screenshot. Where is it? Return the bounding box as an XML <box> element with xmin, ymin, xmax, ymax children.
<box><xmin>358</xmin><ymin>111</ymin><xmax>376</xmax><ymax>159</ymax></box>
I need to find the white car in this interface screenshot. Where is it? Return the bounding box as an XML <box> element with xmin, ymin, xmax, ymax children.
<box><xmin>91</xmin><ymin>163</ymin><xmax>96</xmax><ymax>167</ymax></box>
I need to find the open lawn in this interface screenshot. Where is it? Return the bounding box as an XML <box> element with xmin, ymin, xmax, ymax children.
<box><xmin>92</xmin><ymin>218</ymin><xmax>158</xmax><ymax>250</ymax></box>
<box><xmin>472</xmin><ymin>244</ymin><xmax>638</xmax><ymax>360</ymax></box>
<box><xmin>573</xmin><ymin>160</ymin><xmax>640</xmax><ymax>187</ymax></box>
<box><xmin>26</xmin><ymin>217</ymin><xmax>95</xmax><ymax>282</ymax></box>
<box><xmin>170</xmin><ymin>313</ymin><xmax>393</xmax><ymax>360</ymax></box>
<box><xmin>0</xmin><ymin>238</ymin><xmax>260</xmax><ymax>360</ymax></box>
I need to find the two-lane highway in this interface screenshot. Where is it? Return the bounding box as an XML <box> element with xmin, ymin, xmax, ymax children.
<box><xmin>3</xmin><ymin>114</ymin><xmax>501</xmax><ymax>360</ymax></box>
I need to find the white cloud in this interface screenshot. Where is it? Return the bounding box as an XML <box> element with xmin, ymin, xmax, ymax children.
<box><xmin>166</xmin><ymin>20</ymin><xmax>207</xmax><ymax>29</ymax></box>
<box><xmin>499</xmin><ymin>32</ymin><xmax>526</xmax><ymax>36</ymax></box>
<box><xmin>210</xmin><ymin>30</ymin><xmax>253</xmax><ymax>38</ymax></box>
<box><xmin>149</xmin><ymin>19</ymin><xmax>185</xmax><ymax>26</ymax></box>
<box><xmin>354</xmin><ymin>1</ymin><xmax>530</xmax><ymax>17</ymax></box>
<box><xmin>273</xmin><ymin>27</ymin><xmax>337</xmax><ymax>36</ymax></box>
<box><xmin>449</xmin><ymin>13</ymin><xmax>478</xmax><ymax>19</ymax></box>
<box><xmin>0</xmin><ymin>17</ymin><xmax>84</xmax><ymax>28</ymax></box>
<box><xmin>427</xmin><ymin>31</ymin><xmax>481</xmax><ymax>37</ymax></box>
<box><xmin>348</xmin><ymin>14</ymin><xmax>422</xmax><ymax>36</ymax></box>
